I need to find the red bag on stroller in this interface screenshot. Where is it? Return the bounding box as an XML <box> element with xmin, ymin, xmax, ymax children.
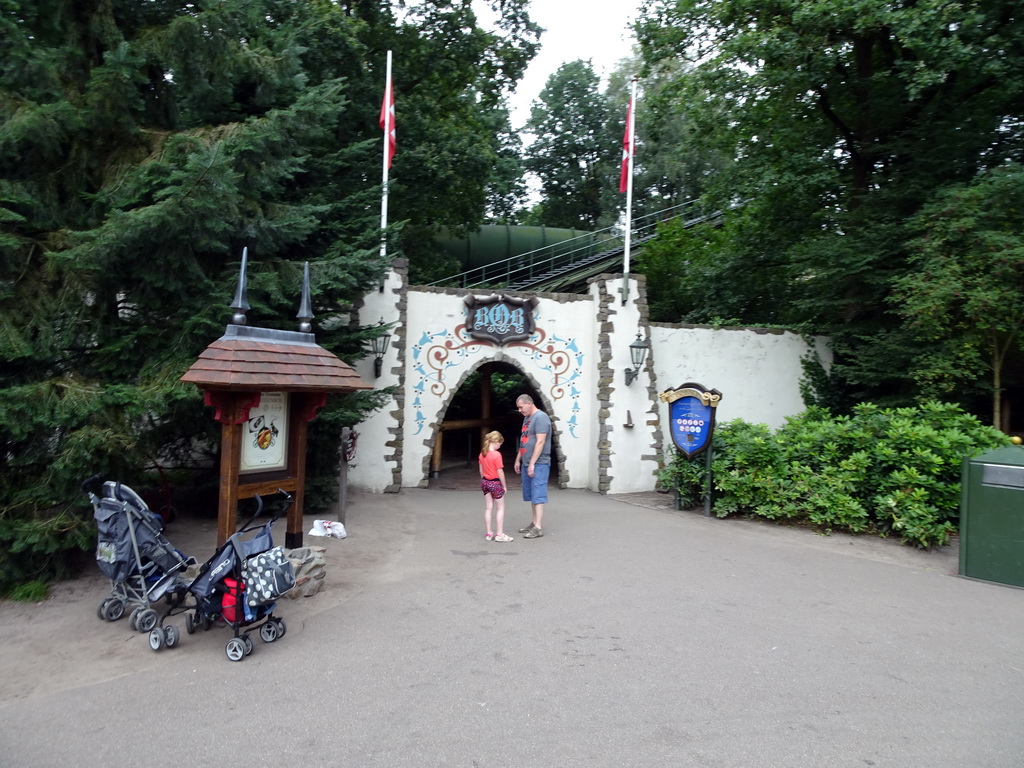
<box><xmin>221</xmin><ymin>578</ymin><xmax>244</xmax><ymax>624</ymax></box>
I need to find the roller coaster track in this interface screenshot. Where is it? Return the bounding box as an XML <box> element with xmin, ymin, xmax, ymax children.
<box><xmin>427</xmin><ymin>200</ymin><xmax>719</xmax><ymax>293</ymax></box>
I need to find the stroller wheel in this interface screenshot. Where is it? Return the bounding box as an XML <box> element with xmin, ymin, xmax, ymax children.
<box><xmin>105</xmin><ymin>598</ymin><xmax>125</xmax><ymax>622</ymax></box>
<box><xmin>225</xmin><ymin>638</ymin><xmax>246</xmax><ymax>662</ymax></box>
<box><xmin>200</xmin><ymin>614</ymin><xmax>212</xmax><ymax>631</ymax></box>
<box><xmin>164</xmin><ymin>625</ymin><xmax>180</xmax><ymax>649</ymax></box>
<box><xmin>259</xmin><ymin>621</ymin><xmax>279</xmax><ymax>643</ymax></box>
<box><xmin>242</xmin><ymin>634</ymin><xmax>254</xmax><ymax>656</ymax></box>
<box><xmin>274</xmin><ymin>618</ymin><xmax>286</xmax><ymax>638</ymax></box>
<box><xmin>128</xmin><ymin>607</ymin><xmax>141</xmax><ymax>632</ymax></box>
<box><xmin>136</xmin><ymin>608</ymin><xmax>158</xmax><ymax>633</ymax></box>
<box><xmin>148</xmin><ymin>628</ymin><xmax>165</xmax><ymax>652</ymax></box>
<box><xmin>185</xmin><ymin>613</ymin><xmax>195</xmax><ymax>635</ymax></box>
<box><xmin>97</xmin><ymin>598</ymin><xmax>112</xmax><ymax>621</ymax></box>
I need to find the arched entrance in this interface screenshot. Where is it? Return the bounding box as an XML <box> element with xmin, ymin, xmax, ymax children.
<box><xmin>427</xmin><ymin>360</ymin><xmax>559</xmax><ymax>489</ymax></box>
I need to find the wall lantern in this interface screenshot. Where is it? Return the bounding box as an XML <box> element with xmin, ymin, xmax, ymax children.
<box><xmin>625</xmin><ymin>332</ymin><xmax>649</xmax><ymax>386</ymax></box>
<box><xmin>370</xmin><ymin>321</ymin><xmax>391</xmax><ymax>378</ymax></box>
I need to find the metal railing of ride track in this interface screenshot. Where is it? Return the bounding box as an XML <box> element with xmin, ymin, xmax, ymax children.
<box><xmin>427</xmin><ymin>199</ymin><xmax>709</xmax><ymax>291</ymax></box>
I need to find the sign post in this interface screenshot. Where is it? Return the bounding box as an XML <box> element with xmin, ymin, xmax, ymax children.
<box><xmin>659</xmin><ymin>383</ymin><xmax>723</xmax><ymax>516</ymax></box>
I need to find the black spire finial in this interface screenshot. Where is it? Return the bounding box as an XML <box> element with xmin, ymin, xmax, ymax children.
<box><xmin>297</xmin><ymin>261</ymin><xmax>314</xmax><ymax>333</ymax></box>
<box><xmin>230</xmin><ymin>247</ymin><xmax>250</xmax><ymax>325</ymax></box>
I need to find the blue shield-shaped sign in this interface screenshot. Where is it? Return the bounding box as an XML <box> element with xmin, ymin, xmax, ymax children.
<box><xmin>660</xmin><ymin>383</ymin><xmax>722</xmax><ymax>458</ymax></box>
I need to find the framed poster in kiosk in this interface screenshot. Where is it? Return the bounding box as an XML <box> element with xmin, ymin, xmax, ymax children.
<box><xmin>240</xmin><ymin>392</ymin><xmax>289</xmax><ymax>474</ymax></box>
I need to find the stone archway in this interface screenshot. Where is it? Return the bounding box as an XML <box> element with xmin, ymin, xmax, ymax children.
<box><xmin>425</xmin><ymin>359</ymin><xmax>560</xmax><ymax>488</ymax></box>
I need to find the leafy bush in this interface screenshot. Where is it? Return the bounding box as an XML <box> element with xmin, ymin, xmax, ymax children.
<box><xmin>0</xmin><ymin>508</ymin><xmax>95</xmax><ymax>597</ymax></box>
<box><xmin>10</xmin><ymin>580</ymin><xmax>50</xmax><ymax>602</ymax></box>
<box><xmin>657</xmin><ymin>447</ymin><xmax>708</xmax><ymax>509</ymax></box>
<box><xmin>660</xmin><ymin>401</ymin><xmax>1009</xmax><ymax>548</ymax></box>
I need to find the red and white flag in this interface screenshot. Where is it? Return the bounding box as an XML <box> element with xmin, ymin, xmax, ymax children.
<box><xmin>380</xmin><ymin>71</ymin><xmax>396</xmax><ymax>169</ymax></box>
<box><xmin>619</xmin><ymin>94</ymin><xmax>634</xmax><ymax>194</ymax></box>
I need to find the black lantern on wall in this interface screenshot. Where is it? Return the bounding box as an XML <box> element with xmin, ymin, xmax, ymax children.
<box><xmin>370</xmin><ymin>321</ymin><xmax>390</xmax><ymax>378</ymax></box>
<box><xmin>624</xmin><ymin>332</ymin><xmax>649</xmax><ymax>386</ymax></box>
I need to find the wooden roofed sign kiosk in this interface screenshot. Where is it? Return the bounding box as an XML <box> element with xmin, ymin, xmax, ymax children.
<box><xmin>181</xmin><ymin>252</ymin><xmax>371</xmax><ymax>547</ymax></box>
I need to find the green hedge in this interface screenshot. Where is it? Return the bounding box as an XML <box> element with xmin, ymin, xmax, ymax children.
<box><xmin>659</xmin><ymin>402</ymin><xmax>1010</xmax><ymax>548</ymax></box>
<box><xmin>0</xmin><ymin>508</ymin><xmax>94</xmax><ymax>598</ymax></box>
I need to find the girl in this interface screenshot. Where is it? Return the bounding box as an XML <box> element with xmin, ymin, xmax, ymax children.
<box><xmin>479</xmin><ymin>430</ymin><xmax>512</xmax><ymax>542</ymax></box>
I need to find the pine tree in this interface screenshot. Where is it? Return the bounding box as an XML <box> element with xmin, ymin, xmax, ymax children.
<box><xmin>0</xmin><ymin>0</ymin><xmax>540</xmax><ymax>591</ymax></box>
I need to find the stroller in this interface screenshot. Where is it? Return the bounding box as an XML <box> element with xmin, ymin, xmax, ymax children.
<box><xmin>82</xmin><ymin>475</ymin><xmax>195</xmax><ymax>633</ymax></box>
<box><xmin>151</xmin><ymin>491</ymin><xmax>295</xmax><ymax>662</ymax></box>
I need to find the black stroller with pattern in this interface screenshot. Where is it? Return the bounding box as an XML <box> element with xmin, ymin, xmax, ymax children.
<box><xmin>151</xmin><ymin>490</ymin><xmax>295</xmax><ymax>661</ymax></box>
<box><xmin>82</xmin><ymin>475</ymin><xmax>195</xmax><ymax>634</ymax></box>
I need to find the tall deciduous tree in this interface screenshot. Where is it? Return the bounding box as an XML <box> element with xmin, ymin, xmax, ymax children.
<box><xmin>891</xmin><ymin>165</ymin><xmax>1024</xmax><ymax>430</ymax></box>
<box><xmin>635</xmin><ymin>0</ymin><xmax>1024</xmax><ymax>409</ymax></box>
<box><xmin>605</xmin><ymin>55</ymin><xmax>727</xmax><ymax>217</ymax></box>
<box><xmin>522</xmin><ymin>54</ymin><xmax>721</xmax><ymax>233</ymax></box>
<box><xmin>524</xmin><ymin>60</ymin><xmax>617</xmax><ymax>229</ymax></box>
<box><xmin>377</xmin><ymin>0</ymin><xmax>540</xmax><ymax>279</ymax></box>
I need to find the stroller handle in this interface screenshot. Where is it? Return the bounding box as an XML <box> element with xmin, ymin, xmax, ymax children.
<box><xmin>238</xmin><ymin>488</ymin><xmax>294</xmax><ymax>532</ymax></box>
<box><xmin>80</xmin><ymin>473</ymin><xmax>104</xmax><ymax>494</ymax></box>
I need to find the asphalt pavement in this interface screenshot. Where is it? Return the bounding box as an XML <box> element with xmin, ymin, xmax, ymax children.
<box><xmin>1</xmin><ymin>484</ymin><xmax>1022</xmax><ymax>767</ymax></box>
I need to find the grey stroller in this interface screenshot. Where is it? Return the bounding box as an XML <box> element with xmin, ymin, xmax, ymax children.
<box><xmin>82</xmin><ymin>475</ymin><xmax>195</xmax><ymax>633</ymax></box>
<box><xmin>151</xmin><ymin>491</ymin><xmax>295</xmax><ymax>661</ymax></box>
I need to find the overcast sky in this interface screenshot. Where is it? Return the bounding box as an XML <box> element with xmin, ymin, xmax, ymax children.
<box><xmin>477</xmin><ymin>0</ymin><xmax>644</xmax><ymax>129</ymax></box>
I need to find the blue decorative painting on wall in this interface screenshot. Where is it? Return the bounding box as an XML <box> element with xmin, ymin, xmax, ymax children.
<box><xmin>410</xmin><ymin>317</ymin><xmax>584</xmax><ymax>437</ymax></box>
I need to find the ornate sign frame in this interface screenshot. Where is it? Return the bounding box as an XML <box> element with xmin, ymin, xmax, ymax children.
<box><xmin>464</xmin><ymin>293</ymin><xmax>538</xmax><ymax>345</ymax></box>
<box><xmin>659</xmin><ymin>382</ymin><xmax>723</xmax><ymax>459</ymax></box>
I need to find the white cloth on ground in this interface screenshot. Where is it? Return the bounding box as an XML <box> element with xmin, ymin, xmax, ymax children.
<box><xmin>308</xmin><ymin>519</ymin><xmax>347</xmax><ymax>539</ymax></box>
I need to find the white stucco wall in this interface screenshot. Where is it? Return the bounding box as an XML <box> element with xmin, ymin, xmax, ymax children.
<box><xmin>649</xmin><ymin>323</ymin><xmax>831</xmax><ymax>434</ymax></box>
<box><xmin>589</xmin><ymin>275</ymin><xmax>663</xmax><ymax>494</ymax></box>
<box><xmin>347</xmin><ymin>263</ymin><xmax>405</xmax><ymax>492</ymax></box>
<box><xmin>393</xmin><ymin>287</ymin><xmax>602</xmax><ymax>490</ymax></box>
<box><xmin>348</xmin><ymin>265</ymin><xmax>830</xmax><ymax>494</ymax></box>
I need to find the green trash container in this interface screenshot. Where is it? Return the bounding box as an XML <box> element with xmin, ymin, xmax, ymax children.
<box><xmin>959</xmin><ymin>445</ymin><xmax>1024</xmax><ymax>587</ymax></box>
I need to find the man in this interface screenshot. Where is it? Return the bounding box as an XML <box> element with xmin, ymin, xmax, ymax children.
<box><xmin>513</xmin><ymin>394</ymin><xmax>551</xmax><ymax>539</ymax></box>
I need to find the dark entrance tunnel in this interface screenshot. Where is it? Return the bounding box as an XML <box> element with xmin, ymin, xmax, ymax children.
<box><xmin>428</xmin><ymin>361</ymin><xmax>559</xmax><ymax>487</ymax></box>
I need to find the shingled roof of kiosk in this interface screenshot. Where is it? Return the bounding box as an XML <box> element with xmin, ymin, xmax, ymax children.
<box><xmin>180</xmin><ymin>252</ymin><xmax>371</xmax><ymax>393</ymax></box>
<box><xmin>180</xmin><ymin>324</ymin><xmax>370</xmax><ymax>392</ymax></box>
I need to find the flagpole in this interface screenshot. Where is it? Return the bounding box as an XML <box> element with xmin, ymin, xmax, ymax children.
<box><xmin>621</xmin><ymin>76</ymin><xmax>637</xmax><ymax>306</ymax></box>
<box><xmin>380</xmin><ymin>49</ymin><xmax>393</xmax><ymax>260</ymax></box>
